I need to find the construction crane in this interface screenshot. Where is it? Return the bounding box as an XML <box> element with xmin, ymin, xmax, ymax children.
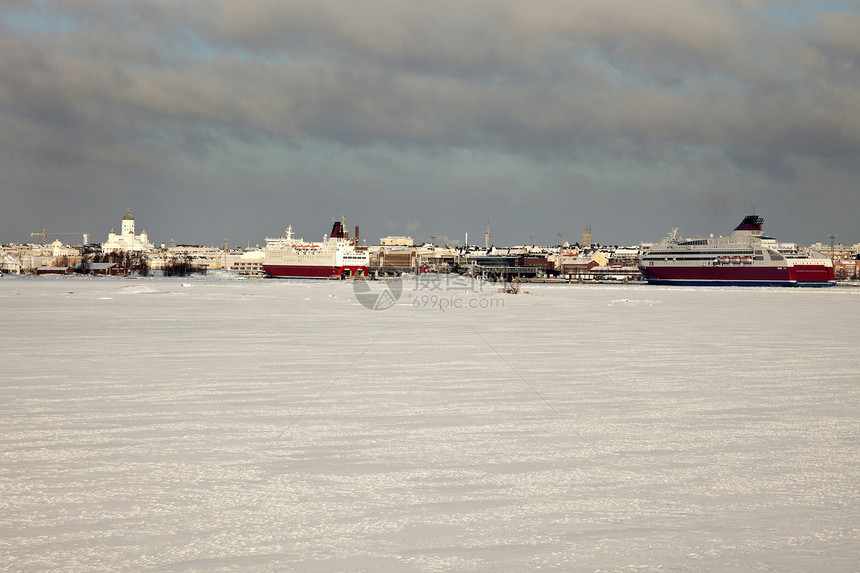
<box><xmin>30</xmin><ymin>229</ymin><xmax>88</xmax><ymax>245</ymax></box>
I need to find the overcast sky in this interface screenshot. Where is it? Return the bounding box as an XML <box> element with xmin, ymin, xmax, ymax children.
<box><xmin>2</xmin><ymin>1</ymin><xmax>858</xmax><ymax>248</ymax></box>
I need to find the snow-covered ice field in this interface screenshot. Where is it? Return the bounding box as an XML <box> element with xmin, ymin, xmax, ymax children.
<box><xmin>1</xmin><ymin>274</ymin><xmax>858</xmax><ymax>572</ymax></box>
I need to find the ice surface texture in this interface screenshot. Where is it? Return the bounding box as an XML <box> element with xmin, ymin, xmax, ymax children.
<box><xmin>1</xmin><ymin>276</ymin><xmax>858</xmax><ymax>572</ymax></box>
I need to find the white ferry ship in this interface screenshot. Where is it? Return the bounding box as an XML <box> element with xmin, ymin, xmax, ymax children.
<box><xmin>263</xmin><ymin>218</ymin><xmax>369</xmax><ymax>279</ymax></box>
<box><xmin>638</xmin><ymin>215</ymin><xmax>835</xmax><ymax>286</ymax></box>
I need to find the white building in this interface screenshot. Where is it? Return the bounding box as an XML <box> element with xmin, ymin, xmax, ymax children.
<box><xmin>380</xmin><ymin>236</ymin><xmax>414</xmax><ymax>246</ymax></box>
<box><xmin>227</xmin><ymin>250</ymin><xmax>265</xmax><ymax>277</ymax></box>
<box><xmin>102</xmin><ymin>209</ymin><xmax>154</xmax><ymax>253</ymax></box>
<box><xmin>0</xmin><ymin>247</ymin><xmax>22</xmax><ymax>273</ymax></box>
<box><xmin>49</xmin><ymin>240</ymin><xmax>77</xmax><ymax>258</ymax></box>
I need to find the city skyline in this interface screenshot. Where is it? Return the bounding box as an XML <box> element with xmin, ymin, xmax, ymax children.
<box><xmin>2</xmin><ymin>2</ymin><xmax>858</xmax><ymax>248</ymax></box>
<box><xmin>5</xmin><ymin>207</ymin><xmax>857</xmax><ymax>252</ymax></box>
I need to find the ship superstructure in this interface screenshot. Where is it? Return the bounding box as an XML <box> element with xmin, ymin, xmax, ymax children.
<box><xmin>638</xmin><ymin>215</ymin><xmax>834</xmax><ymax>286</ymax></box>
<box><xmin>263</xmin><ymin>218</ymin><xmax>369</xmax><ymax>279</ymax></box>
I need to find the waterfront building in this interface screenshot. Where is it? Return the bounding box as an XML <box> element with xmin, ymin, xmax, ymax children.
<box><xmin>168</xmin><ymin>245</ymin><xmax>226</xmax><ymax>270</ymax></box>
<box><xmin>373</xmin><ymin>246</ymin><xmax>417</xmax><ymax>273</ymax></box>
<box><xmin>36</xmin><ymin>265</ymin><xmax>71</xmax><ymax>275</ymax></box>
<box><xmin>380</xmin><ymin>236</ymin><xmax>414</xmax><ymax>246</ymax></box>
<box><xmin>1</xmin><ymin>243</ymin><xmax>57</xmax><ymax>272</ymax></box>
<box><xmin>608</xmin><ymin>247</ymin><xmax>642</xmax><ymax>266</ymax></box>
<box><xmin>0</xmin><ymin>248</ymin><xmax>22</xmax><ymax>273</ymax></box>
<box><xmin>102</xmin><ymin>209</ymin><xmax>154</xmax><ymax>253</ymax></box>
<box><xmin>561</xmin><ymin>250</ymin><xmax>608</xmax><ymax>277</ymax></box>
<box><xmin>87</xmin><ymin>262</ymin><xmax>128</xmax><ymax>276</ymax></box>
<box><xmin>227</xmin><ymin>250</ymin><xmax>265</xmax><ymax>277</ymax></box>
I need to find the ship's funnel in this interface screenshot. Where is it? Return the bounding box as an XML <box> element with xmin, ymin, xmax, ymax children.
<box><xmin>330</xmin><ymin>220</ymin><xmax>347</xmax><ymax>239</ymax></box>
<box><xmin>732</xmin><ymin>215</ymin><xmax>764</xmax><ymax>237</ymax></box>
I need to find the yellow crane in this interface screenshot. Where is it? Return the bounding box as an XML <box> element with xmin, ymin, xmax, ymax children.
<box><xmin>30</xmin><ymin>229</ymin><xmax>88</xmax><ymax>245</ymax></box>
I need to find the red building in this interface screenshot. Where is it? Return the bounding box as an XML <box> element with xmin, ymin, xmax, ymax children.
<box><xmin>834</xmin><ymin>258</ymin><xmax>860</xmax><ymax>281</ymax></box>
<box><xmin>36</xmin><ymin>266</ymin><xmax>71</xmax><ymax>275</ymax></box>
<box><xmin>87</xmin><ymin>262</ymin><xmax>128</xmax><ymax>276</ymax></box>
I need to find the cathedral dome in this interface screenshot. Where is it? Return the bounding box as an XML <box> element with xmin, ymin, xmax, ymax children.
<box><xmin>122</xmin><ymin>209</ymin><xmax>134</xmax><ymax>221</ymax></box>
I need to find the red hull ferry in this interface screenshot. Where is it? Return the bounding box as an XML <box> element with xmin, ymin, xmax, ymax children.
<box><xmin>639</xmin><ymin>216</ymin><xmax>835</xmax><ymax>287</ymax></box>
<box><xmin>263</xmin><ymin>219</ymin><xmax>369</xmax><ymax>279</ymax></box>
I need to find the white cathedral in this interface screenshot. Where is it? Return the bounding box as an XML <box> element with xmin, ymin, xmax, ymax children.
<box><xmin>102</xmin><ymin>209</ymin><xmax>154</xmax><ymax>253</ymax></box>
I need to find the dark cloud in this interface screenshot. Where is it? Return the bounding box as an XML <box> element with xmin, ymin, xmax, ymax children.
<box><xmin>1</xmin><ymin>1</ymin><xmax>858</xmax><ymax>247</ymax></box>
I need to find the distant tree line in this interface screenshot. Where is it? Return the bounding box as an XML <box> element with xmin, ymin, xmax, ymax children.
<box><xmin>37</xmin><ymin>248</ymin><xmax>206</xmax><ymax>277</ymax></box>
<box><xmin>71</xmin><ymin>251</ymin><xmax>151</xmax><ymax>275</ymax></box>
<box><xmin>162</xmin><ymin>255</ymin><xmax>205</xmax><ymax>277</ymax></box>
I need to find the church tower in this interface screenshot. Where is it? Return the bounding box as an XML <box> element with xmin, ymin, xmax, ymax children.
<box><xmin>582</xmin><ymin>225</ymin><xmax>592</xmax><ymax>248</ymax></box>
<box><xmin>122</xmin><ymin>209</ymin><xmax>135</xmax><ymax>236</ymax></box>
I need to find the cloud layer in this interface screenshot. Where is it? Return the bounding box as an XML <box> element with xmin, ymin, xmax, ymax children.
<box><xmin>2</xmin><ymin>1</ymin><xmax>858</xmax><ymax>246</ymax></box>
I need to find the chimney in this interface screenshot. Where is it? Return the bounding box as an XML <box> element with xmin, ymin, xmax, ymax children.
<box><xmin>354</xmin><ymin>226</ymin><xmax>360</xmax><ymax>246</ymax></box>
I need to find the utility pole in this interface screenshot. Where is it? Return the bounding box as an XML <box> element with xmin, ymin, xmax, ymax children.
<box><xmin>829</xmin><ymin>234</ymin><xmax>838</xmax><ymax>281</ymax></box>
<box><xmin>558</xmin><ymin>232</ymin><xmax>565</xmax><ymax>274</ymax></box>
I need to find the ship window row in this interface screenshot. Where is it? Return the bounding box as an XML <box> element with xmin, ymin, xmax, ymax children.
<box><xmin>646</xmin><ymin>253</ymin><xmax>755</xmax><ymax>258</ymax></box>
<box><xmin>648</xmin><ymin>250</ymin><xmax>755</xmax><ymax>256</ymax></box>
<box><xmin>644</xmin><ymin>255</ymin><xmax>765</xmax><ymax>261</ymax></box>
